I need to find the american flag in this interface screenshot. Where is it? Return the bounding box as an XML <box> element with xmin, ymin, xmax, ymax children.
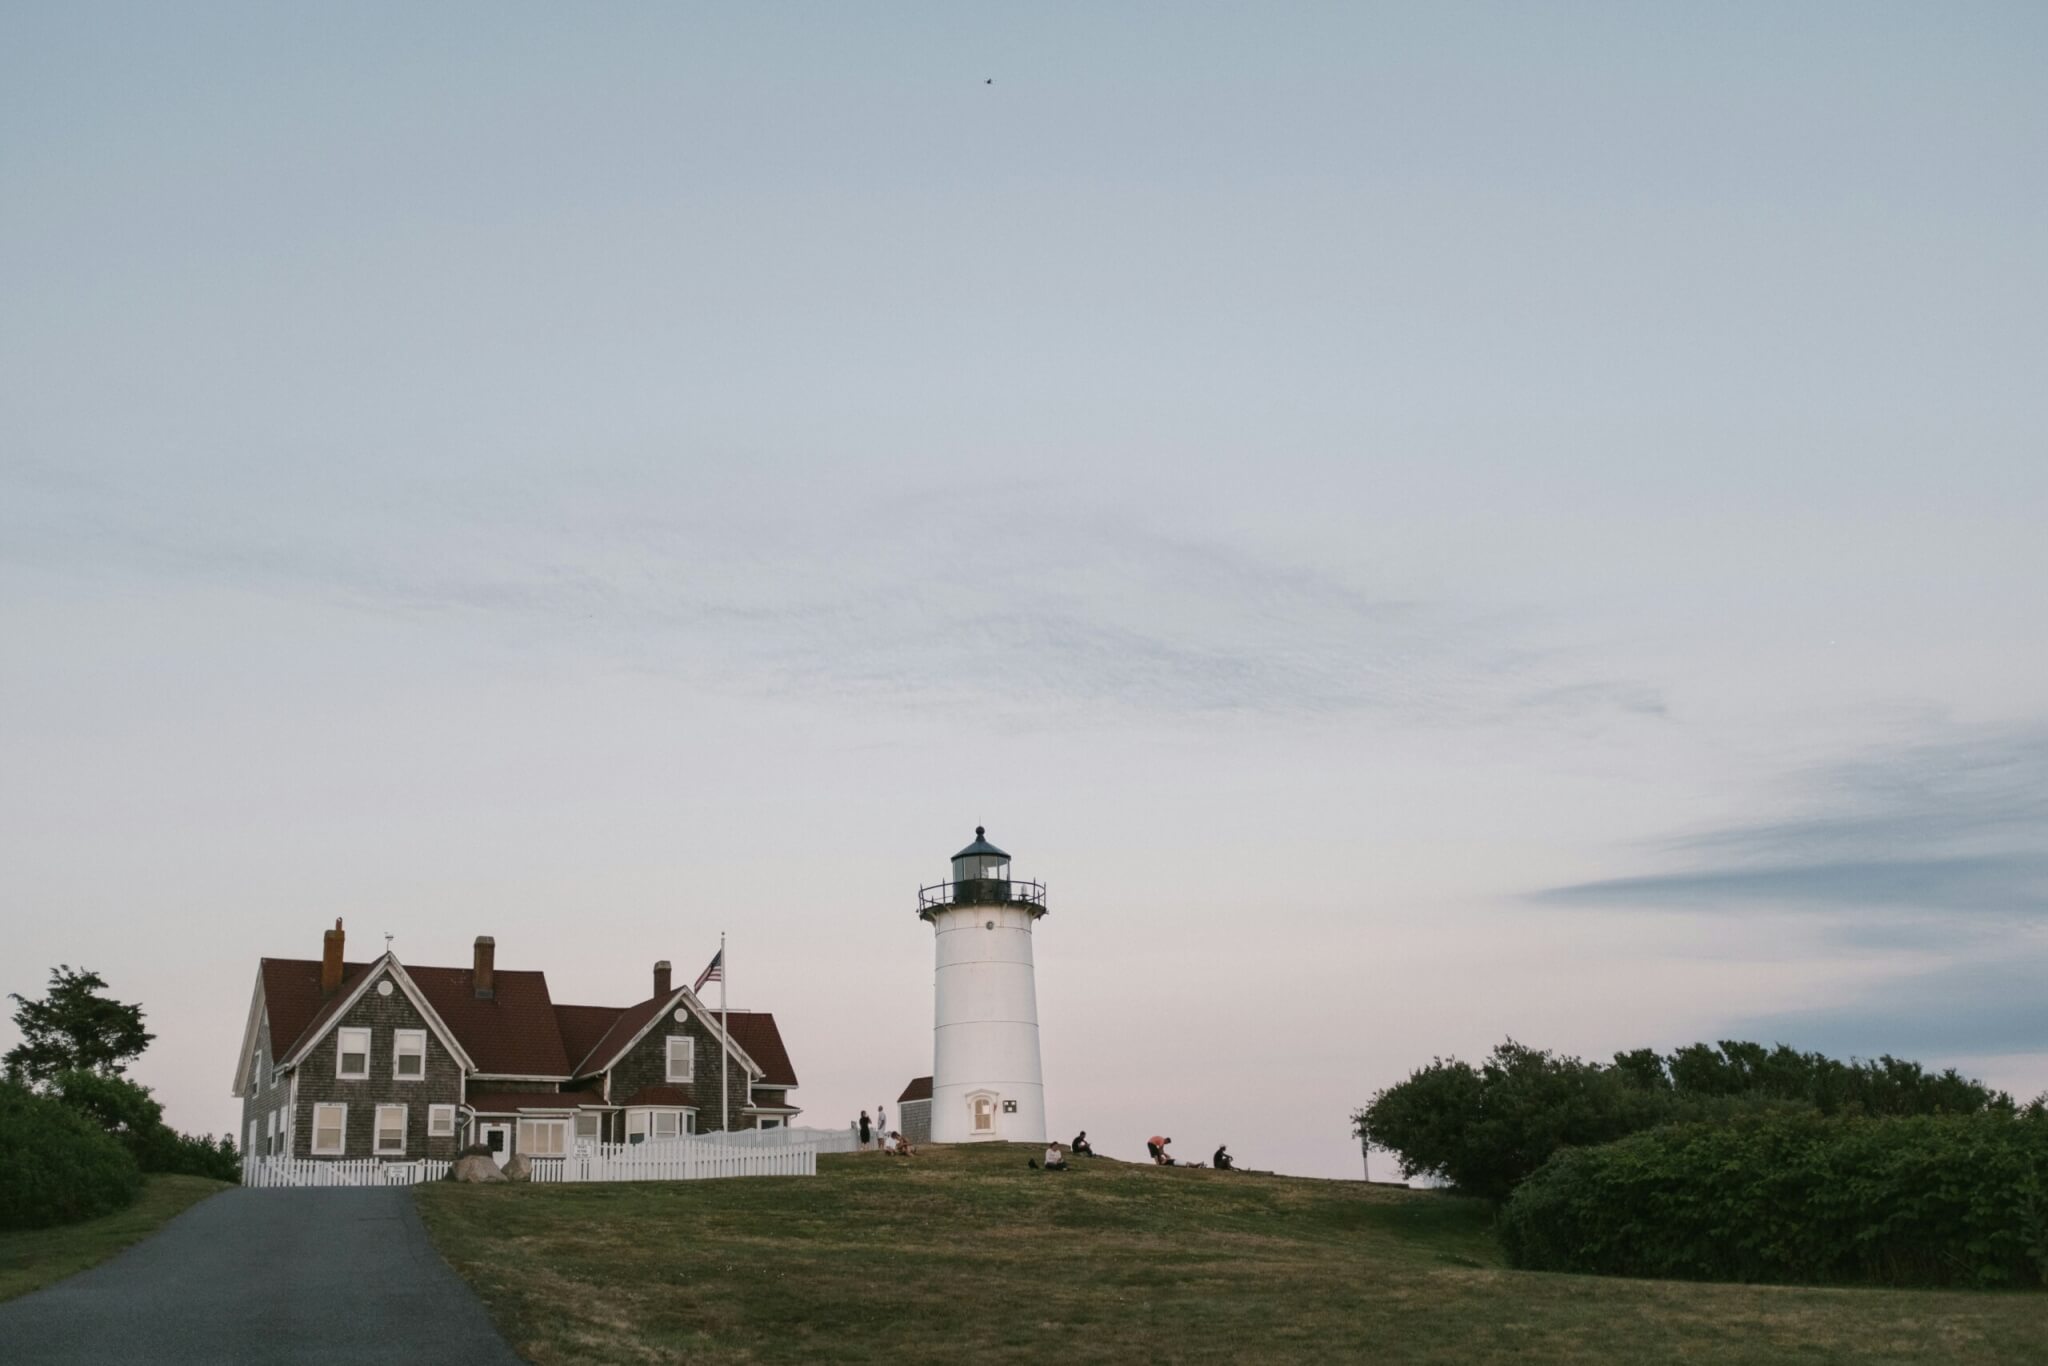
<box><xmin>693</xmin><ymin>949</ymin><xmax>724</xmax><ymax>993</ymax></box>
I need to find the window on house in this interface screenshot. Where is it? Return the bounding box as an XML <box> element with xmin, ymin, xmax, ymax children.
<box><xmin>651</xmin><ymin>1111</ymin><xmax>681</xmax><ymax>1140</ymax></box>
<box><xmin>247</xmin><ymin>1119</ymin><xmax>258</xmax><ymax>1155</ymax></box>
<box><xmin>251</xmin><ymin>1050</ymin><xmax>262</xmax><ymax>1092</ymax></box>
<box><xmin>972</xmin><ymin>1096</ymin><xmax>994</xmax><ymax>1133</ymax></box>
<box><xmin>393</xmin><ymin>1030</ymin><xmax>426</xmax><ymax>1080</ymax></box>
<box><xmin>312</xmin><ymin>1103</ymin><xmax>347</xmax><ymax>1155</ymax></box>
<box><xmin>517</xmin><ymin>1119</ymin><xmax>568</xmax><ymax>1157</ymax></box>
<box><xmin>685</xmin><ymin>1112</ymin><xmax>695</xmax><ymax>1135</ymax></box>
<box><xmin>626</xmin><ymin>1110</ymin><xmax>648</xmax><ymax>1145</ymax></box>
<box><xmin>375</xmin><ymin>1105</ymin><xmax>406</xmax><ymax>1156</ymax></box>
<box><xmin>666</xmin><ymin>1035</ymin><xmax>694</xmax><ymax>1083</ymax></box>
<box><xmin>574</xmin><ymin>1112</ymin><xmax>601</xmax><ymax>1142</ymax></box>
<box><xmin>428</xmin><ymin>1105</ymin><xmax>456</xmax><ymax>1139</ymax></box>
<box><xmin>336</xmin><ymin>1028</ymin><xmax>371</xmax><ymax>1080</ymax></box>
<box><xmin>760</xmin><ymin>1118</ymin><xmax>781</xmax><ymax>1130</ymax></box>
<box><xmin>271</xmin><ymin>1115</ymin><xmax>285</xmax><ymax>1156</ymax></box>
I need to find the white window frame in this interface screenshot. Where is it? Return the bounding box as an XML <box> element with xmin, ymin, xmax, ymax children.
<box><xmin>336</xmin><ymin>1027</ymin><xmax>371</xmax><ymax>1080</ymax></box>
<box><xmin>312</xmin><ymin>1102</ymin><xmax>348</xmax><ymax>1155</ymax></box>
<box><xmin>574</xmin><ymin>1111</ymin><xmax>602</xmax><ymax>1142</ymax></box>
<box><xmin>428</xmin><ymin>1104</ymin><xmax>456</xmax><ymax>1139</ymax></box>
<box><xmin>517</xmin><ymin>1117</ymin><xmax>569</xmax><ymax>1157</ymax></box>
<box><xmin>626</xmin><ymin>1110</ymin><xmax>649</xmax><ymax>1144</ymax></box>
<box><xmin>374</xmin><ymin>1104</ymin><xmax>408</xmax><ymax>1156</ymax></box>
<box><xmin>759</xmin><ymin>1117</ymin><xmax>781</xmax><ymax>1130</ymax></box>
<box><xmin>665</xmin><ymin>1035</ymin><xmax>694</xmax><ymax>1083</ymax></box>
<box><xmin>392</xmin><ymin>1029</ymin><xmax>427</xmax><ymax>1081</ymax></box>
<box><xmin>247</xmin><ymin>1119</ymin><xmax>258</xmax><ymax>1155</ymax></box>
<box><xmin>651</xmin><ymin>1110</ymin><xmax>681</xmax><ymax>1140</ymax></box>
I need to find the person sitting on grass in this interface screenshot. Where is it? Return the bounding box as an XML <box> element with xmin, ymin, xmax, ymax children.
<box><xmin>882</xmin><ymin>1130</ymin><xmax>916</xmax><ymax>1157</ymax></box>
<box><xmin>1147</xmin><ymin>1135</ymin><xmax>1176</xmax><ymax>1165</ymax></box>
<box><xmin>1042</xmin><ymin>1141</ymin><xmax>1069</xmax><ymax>1171</ymax></box>
<box><xmin>1071</xmin><ymin>1130</ymin><xmax>1095</xmax><ymax>1156</ymax></box>
<box><xmin>1213</xmin><ymin>1143</ymin><xmax>1235</xmax><ymax>1171</ymax></box>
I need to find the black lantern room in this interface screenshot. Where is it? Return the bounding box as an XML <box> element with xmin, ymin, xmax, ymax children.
<box><xmin>917</xmin><ymin>826</ymin><xmax>1049</xmax><ymax>919</ymax></box>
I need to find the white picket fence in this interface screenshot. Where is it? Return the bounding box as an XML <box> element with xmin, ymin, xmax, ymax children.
<box><xmin>703</xmin><ymin>1124</ymin><xmax>861</xmax><ymax>1155</ymax></box>
<box><xmin>242</xmin><ymin>1140</ymin><xmax>816</xmax><ymax>1188</ymax></box>
<box><xmin>533</xmin><ymin>1137</ymin><xmax>815</xmax><ymax>1183</ymax></box>
<box><xmin>243</xmin><ymin>1156</ymin><xmax>451</xmax><ymax>1187</ymax></box>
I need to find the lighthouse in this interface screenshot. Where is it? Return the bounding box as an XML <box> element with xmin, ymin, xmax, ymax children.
<box><xmin>918</xmin><ymin>828</ymin><xmax>1048</xmax><ymax>1144</ymax></box>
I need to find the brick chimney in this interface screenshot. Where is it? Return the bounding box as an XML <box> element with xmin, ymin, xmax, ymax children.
<box><xmin>653</xmin><ymin>960</ymin><xmax>672</xmax><ymax>998</ymax></box>
<box><xmin>474</xmin><ymin>936</ymin><xmax>496</xmax><ymax>1000</ymax></box>
<box><xmin>321</xmin><ymin>918</ymin><xmax>345</xmax><ymax>996</ymax></box>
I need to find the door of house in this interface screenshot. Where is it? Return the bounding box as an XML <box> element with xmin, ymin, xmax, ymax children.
<box><xmin>481</xmin><ymin>1122</ymin><xmax>511</xmax><ymax>1156</ymax></box>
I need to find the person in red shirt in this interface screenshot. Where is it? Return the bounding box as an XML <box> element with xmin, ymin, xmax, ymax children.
<box><xmin>1146</xmin><ymin>1135</ymin><xmax>1176</xmax><ymax>1165</ymax></box>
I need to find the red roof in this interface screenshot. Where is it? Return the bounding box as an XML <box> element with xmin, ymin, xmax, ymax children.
<box><xmin>899</xmin><ymin>1076</ymin><xmax>933</xmax><ymax>1103</ymax></box>
<box><xmin>406</xmin><ymin>965</ymin><xmax>570</xmax><ymax>1077</ymax></box>
<box><xmin>467</xmin><ymin>1091</ymin><xmax>608</xmax><ymax>1113</ymax></box>
<box><xmin>262</xmin><ymin>958</ymin><xmax>375</xmax><ymax>1063</ymax></box>
<box><xmin>262</xmin><ymin>957</ymin><xmax>572</xmax><ymax>1077</ymax></box>
<box><xmin>723</xmin><ymin>1011</ymin><xmax>798</xmax><ymax>1087</ymax></box>
<box><xmin>571</xmin><ymin>991</ymin><xmax>680</xmax><ymax>1076</ymax></box>
<box><xmin>553</xmin><ymin>1004</ymin><xmax>624</xmax><ymax>1073</ymax></box>
<box><xmin>259</xmin><ymin>953</ymin><xmax>797</xmax><ymax>1094</ymax></box>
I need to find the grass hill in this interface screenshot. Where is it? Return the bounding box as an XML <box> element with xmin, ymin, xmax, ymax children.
<box><xmin>416</xmin><ymin>1143</ymin><xmax>2044</xmax><ymax>1365</ymax></box>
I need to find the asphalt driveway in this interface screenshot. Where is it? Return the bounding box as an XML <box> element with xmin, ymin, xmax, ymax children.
<box><xmin>0</xmin><ymin>1187</ymin><xmax>523</xmax><ymax>1364</ymax></box>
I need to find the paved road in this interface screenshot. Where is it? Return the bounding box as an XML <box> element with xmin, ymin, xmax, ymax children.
<box><xmin>0</xmin><ymin>1188</ymin><xmax>524</xmax><ymax>1365</ymax></box>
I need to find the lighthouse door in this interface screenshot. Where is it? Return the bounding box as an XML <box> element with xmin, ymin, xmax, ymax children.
<box><xmin>970</xmin><ymin>1093</ymin><xmax>997</xmax><ymax>1136</ymax></box>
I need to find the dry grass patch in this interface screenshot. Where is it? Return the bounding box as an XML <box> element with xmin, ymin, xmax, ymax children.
<box><xmin>416</xmin><ymin>1143</ymin><xmax>2045</xmax><ymax>1365</ymax></box>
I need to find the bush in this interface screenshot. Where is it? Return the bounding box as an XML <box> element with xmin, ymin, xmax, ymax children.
<box><xmin>1499</xmin><ymin>1110</ymin><xmax>2048</xmax><ymax>1288</ymax></box>
<box><xmin>0</xmin><ymin>1080</ymin><xmax>144</xmax><ymax>1230</ymax></box>
<box><xmin>45</xmin><ymin>1070</ymin><xmax>239</xmax><ymax>1182</ymax></box>
<box><xmin>1358</xmin><ymin>1038</ymin><xmax>2014</xmax><ymax>1202</ymax></box>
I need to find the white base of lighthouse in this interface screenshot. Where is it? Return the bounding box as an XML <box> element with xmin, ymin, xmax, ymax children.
<box><xmin>929</xmin><ymin>901</ymin><xmax>1046</xmax><ymax>1145</ymax></box>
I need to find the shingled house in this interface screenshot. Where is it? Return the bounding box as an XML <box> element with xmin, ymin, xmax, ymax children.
<box><xmin>232</xmin><ymin>920</ymin><xmax>799</xmax><ymax>1163</ymax></box>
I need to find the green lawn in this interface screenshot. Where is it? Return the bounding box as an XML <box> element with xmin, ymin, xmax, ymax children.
<box><xmin>415</xmin><ymin>1144</ymin><xmax>2045</xmax><ymax>1364</ymax></box>
<box><xmin>0</xmin><ymin>1174</ymin><xmax>229</xmax><ymax>1302</ymax></box>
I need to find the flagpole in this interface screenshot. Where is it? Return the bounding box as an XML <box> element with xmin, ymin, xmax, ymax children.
<box><xmin>720</xmin><ymin>931</ymin><xmax>729</xmax><ymax>1134</ymax></box>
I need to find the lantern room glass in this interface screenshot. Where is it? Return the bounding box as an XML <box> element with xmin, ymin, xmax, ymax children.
<box><xmin>952</xmin><ymin>852</ymin><xmax>1009</xmax><ymax>883</ymax></box>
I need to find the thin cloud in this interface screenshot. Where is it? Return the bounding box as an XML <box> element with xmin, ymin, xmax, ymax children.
<box><xmin>1</xmin><ymin>463</ymin><xmax>1665</xmax><ymax>726</ymax></box>
<box><xmin>1537</xmin><ymin>723</ymin><xmax>2048</xmax><ymax>917</ymax></box>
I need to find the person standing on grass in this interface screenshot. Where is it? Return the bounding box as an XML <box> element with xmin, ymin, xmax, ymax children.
<box><xmin>878</xmin><ymin>1102</ymin><xmax>889</xmax><ymax>1139</ymax></box>
<box><xmin>859</xmin><ymin>1109</ymin><xmax>872</xmax><ymax>1148</ymax></box>
<box><xmin>1148</xmin><ymin>1135</ymin><xmax>1176</xmax><ymax>1165</ymax></box>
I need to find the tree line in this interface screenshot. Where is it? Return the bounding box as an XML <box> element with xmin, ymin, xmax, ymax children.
<box><xmin>3</xmin><ymin>966</ymin><xmax>238</xmax><ymax>1229</ymax></box>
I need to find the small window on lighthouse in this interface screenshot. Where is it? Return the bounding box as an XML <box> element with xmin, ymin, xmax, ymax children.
<box><xmin>972</xmin><ymin>1096</ymin><xmax>994</xmax><ymax>1133</ymax></box>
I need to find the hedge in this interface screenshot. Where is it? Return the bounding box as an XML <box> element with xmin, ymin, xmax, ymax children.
<box><xmin>0</xmin><ymin>1081</ymin><xmax>145</xmax><ymax>1230</ymax></box>
<box><xmin>1499</xmin><ymin>1110</ymin><xmax>2048</xmax><ymax>1288</ymax></box>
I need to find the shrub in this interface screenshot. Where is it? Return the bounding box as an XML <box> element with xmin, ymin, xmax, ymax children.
<box><xmin>0</xmin><ymin>1079</ymin><xmax>144</xmax><ymax>1230</ymax></box>
<box><xmin>46</xmin><ymin>1069</ymin><xmax>240</xmax><ymax>1182</ymax></box>
<box><xmin>1498</xmin><ymin>1109</ymin><xmax>2048</xmax><ymax>1288</ymax></box>
<box><xmin>1357</xmin><ymin>1038</ymin><xmax>2014</xmax><ymax>1202</ymax></box>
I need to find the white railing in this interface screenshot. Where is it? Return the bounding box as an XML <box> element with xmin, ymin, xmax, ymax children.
<box><xmin>702</xmin><ymin>1124</ymin><xmax>861</xmax><ymax>1154</ymax></box>
<box><xmin>534</xmin><ymin>1138</ymin><xmax>816</xmax><ymax>1183</ymax></box>
<box><xmin>242</xmin><ymin>1156</ymin><xmax>451</xmax><ymax>1187</ymax></box>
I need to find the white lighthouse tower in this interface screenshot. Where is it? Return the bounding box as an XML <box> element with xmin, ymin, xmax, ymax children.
<box><xmin>919</xmin><ymin>828</ymin><xmax>1048</xmax><ymax>1144</ymax></box>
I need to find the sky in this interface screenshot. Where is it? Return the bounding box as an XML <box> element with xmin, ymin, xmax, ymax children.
<box><xmin>2</xmin><ymin>4</ymin><xmax>2044</xmax><ymax>1180</ymax></box>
